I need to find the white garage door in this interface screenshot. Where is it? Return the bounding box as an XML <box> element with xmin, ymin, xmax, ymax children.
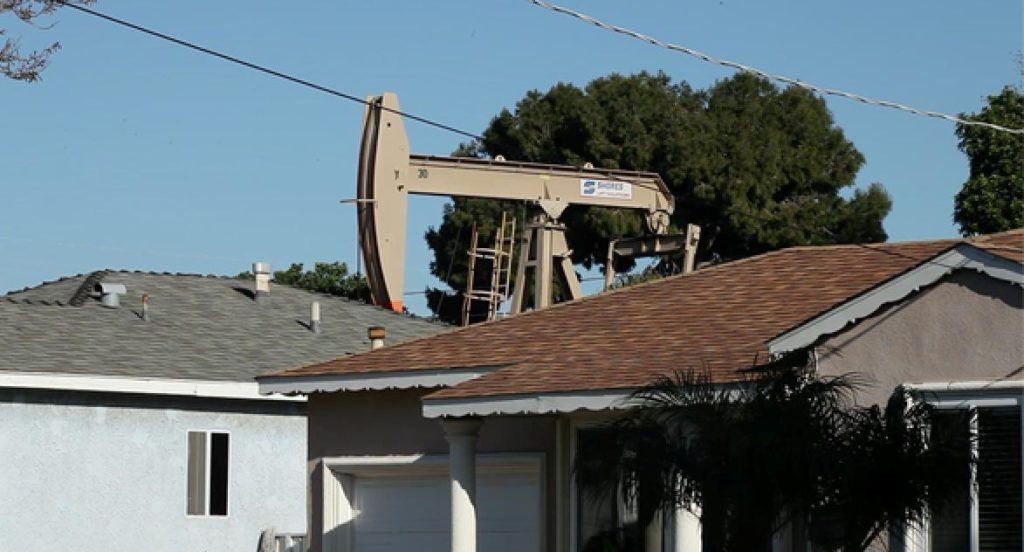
<box><xmin>352</xmin><ymin>469</ymin><xmax>541</xmax><ymax>552</ymax></box>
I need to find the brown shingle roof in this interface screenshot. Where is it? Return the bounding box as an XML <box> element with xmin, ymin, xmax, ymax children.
<box><xmin>262</xmin><ymin>230</ymin><xmax>1022</xmax><ymax>399</ymax></box>
<box><xmin>971</xmin><ymin>228</ymin><xmax>1024</xmax><ymax>262</ymax></box>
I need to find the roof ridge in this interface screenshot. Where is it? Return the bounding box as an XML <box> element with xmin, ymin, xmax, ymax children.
<box><xmin>237</xmin><ymin>278</ymin><xmax>450</xmax><ymax>325</ymax></box>
<box><xmin>68</xmin><ymin>270</ymin><xmax>109</xmax><ymax>307</ymax></box>
<box><xmin>779</xmin><ymin>237</ymin><xmax>962</xmax><ymax>253</ymax></box>
<box><xmin>4</xmin><ymin>268</ymin><xmax>444</xmax><ymax>325</ymax></box>
<box><xmin>3</xmin><ymin>273</ymin><xmax>87</xmax><ymax>297</ymax></box>
<box><xmin>103</xmin><ymin>269</ymin><xmax>236</xmax><ymax>279</ymax></box>
<box><xmin>1</xmin><ymin>297</ymin><xmax>69</xmax><ymax>307</ymax></box>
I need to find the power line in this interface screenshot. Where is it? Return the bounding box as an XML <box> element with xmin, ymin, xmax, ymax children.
<box><xmin>527</xmin><ymin>0</ymin><xmax>1024</xmax><ymax>135</ymax></box>
<box><xmin>59</xmin><ymin>2</ymin><xmax>484</xmax><ymax>141</ymax></box>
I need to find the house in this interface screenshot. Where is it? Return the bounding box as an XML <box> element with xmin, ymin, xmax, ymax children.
<box><xmin>0</xmin><ymin>267</ymin><xmax>442</xmax><ymax>552</ymax></box>
<box><xmin>258</xmin><ymin>230</ymin><xmax>1023</xmax><ymax>552</ymax></box>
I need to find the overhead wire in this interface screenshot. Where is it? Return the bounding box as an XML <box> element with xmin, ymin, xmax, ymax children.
<box><xmin>527</xmin><ymin>0</ymin><xmax>1024</xmax><ymax>135</ymax></box>
<box><xmin>58</xmin><ymin>2</ymin><xmax>484</xmax><ymax>141</ymax></box>
<box><xmin>50</xmin><ymin>2</ymin><xmax>1016</xmax><ymax>311</ymax></box>
<box><xmin>55</xmin><ymin>2</ymin><xmax>1023</xmax><ymax>137</ymax></box>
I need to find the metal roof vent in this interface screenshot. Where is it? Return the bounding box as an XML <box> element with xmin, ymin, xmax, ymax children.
<box><xmin>368</xmin><ymin>326</ymin><xmax>386</xmax><ymax>350</ymax></box>
<box><xmin>310</xmin><ymin>301</ymin><xmax>321</xmax><ymax>334</ymax></box>
<box><xmin>97</xmin><ymin>283</ymin><xmax>127</xmax><ymax>308</ymax></box>
<box><xmin>252</xmin><ymin>262</ymin><xmax>271</xmax><ymax>303</ymax></box>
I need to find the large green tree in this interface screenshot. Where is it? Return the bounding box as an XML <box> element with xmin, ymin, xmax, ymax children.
<box><xmin>426</xmin><ymin>72</ymin><xmax>891</xmax><ymax>321</ymax></box>
<box><xmin>953</xmin><ymin>86</ymin><xmax>1024</xmax><ymax>236</ymax></box>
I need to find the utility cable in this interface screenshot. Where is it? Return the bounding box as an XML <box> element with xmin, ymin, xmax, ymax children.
<box><xmin>527</xmin><ymin>0</ymin><xmax>1024</xmax><ymax>135</ymax></box>
<box><xmin>59</xmin><ymin>2</ymin><xmax>484</xmax><ymax>140</ymax></box>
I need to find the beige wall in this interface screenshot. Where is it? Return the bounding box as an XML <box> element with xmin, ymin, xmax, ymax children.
<box><xmin>816</xmin><ymin>269</ymin><xmax>1023</xmax><ymax>406</ymax></box>
<box><xmin>306</xmin><ymin>388</ymin><xmax>558</xmax><ymax>551</ymax></box>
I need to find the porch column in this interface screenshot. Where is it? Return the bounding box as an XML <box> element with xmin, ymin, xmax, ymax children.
<box><xmin>442</xmin><ymin>417</ymin><xmax>483</xmax><ymax>552</ymax></box>
<box><xmin>672</xmin><ymin>504</ymin><xmax>702</xmax><ymax>552</ymax></box>
<box><xmin>645</xmin><ymin>510</ymin><xmax>664</xmax><ymax>552</ymax></box>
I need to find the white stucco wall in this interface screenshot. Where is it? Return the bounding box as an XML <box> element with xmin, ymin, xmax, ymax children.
<box><xmin>0</xmin><ymin>390</ymin><xmax>307</xmax><ymax>552</ymax></box>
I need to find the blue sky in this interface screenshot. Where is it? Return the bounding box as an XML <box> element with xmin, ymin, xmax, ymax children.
<box><xmin>1</xmin><ymin>0</ymin><xmax>1020</xmax><ymax>315</ymax></box>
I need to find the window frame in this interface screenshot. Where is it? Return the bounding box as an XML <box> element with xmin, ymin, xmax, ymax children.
<box><xmin>568</xmin><ymin>414</ymin><xmax>642</xmax><ymax>552</ymax></box>
<box><xmin>185</xmin><ymin>429</ymin><xmax>231</xmax><ymax>519</ymax></box>
<box><xmin>904</xmin><ymin>387</ymin><xmax>1024</xmax><ymax>552</ymax></box>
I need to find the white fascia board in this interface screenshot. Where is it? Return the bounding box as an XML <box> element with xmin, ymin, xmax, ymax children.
<box><xmin>0</xmin><ymin>371</ymin><xmax>304</xmax><ymax>402</ymax></box>
<box><xmin>903</xmin><ymin>380</ymin><xmax>1024</xmax><ymax>409</ymax></box>
<box><xmin>422</xmin><ymin>389</ymin><xmax>637</xmax><ymax>418</ymax></box>
<box><xmin>904</xmin><ymin>380</ymin><xmax>1024</xmax><ymax>393</ymax></box>
<box><xmin>769</xmin><ymin>244</ymin><xmax>1023</xmax><ymax>355</ymax></box>
<box><xmin>257</xmin><ymin>366</ymin><xmax>498</xmax><ymax>395</ymax></box>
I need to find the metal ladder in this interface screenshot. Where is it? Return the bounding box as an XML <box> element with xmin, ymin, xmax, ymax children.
<box><xmin>461</xmin><ymin>212</ymin><xmax>517</xmax><ymax>326</ymax></box>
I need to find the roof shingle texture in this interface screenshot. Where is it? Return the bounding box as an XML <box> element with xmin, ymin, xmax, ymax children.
<box><xmin>2</xmin><ymin>271</ymin><xmax>444</xmax><ymax>382</ymax></box>
<box><xmin>265</xmin><ymin>230</ymin><xmax>1023</xmax><ymax>400</ymax></box>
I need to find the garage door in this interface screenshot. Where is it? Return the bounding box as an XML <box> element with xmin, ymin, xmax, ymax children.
<box><xmin>352</xmin><ymin>468</ymin><xmax>541</xmax><ymax>552</ymax></box>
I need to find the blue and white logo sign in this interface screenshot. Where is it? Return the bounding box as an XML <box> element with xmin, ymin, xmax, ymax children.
<box><xmin>580</xmin><ymin>178</ymin><xmax>633</xmax><ymax>200</ymax></box>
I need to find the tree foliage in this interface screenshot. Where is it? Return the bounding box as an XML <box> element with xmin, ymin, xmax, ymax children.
<box><xmin>953</xmin><ymin>86</ymin><xmax>1024</xmax><ymax>236</ymax></box>
<box><xmin>574</xmin><ymin>357</ymin><xmax>970</xmax><ymax>552</ymax></box>
<box><xmin>426</xmin><ymin>72</ymin><xmax>891</xmax><ymax>321</ymax></box>
<box><xmin>1</xmin><ymin>0</ymin><xmax>93</xmax><ymax>82</ymax></box>
<box><xmin>237</xmin><ymin>261</ymin><xmax>370</xmax><ymax>303</ymax></box>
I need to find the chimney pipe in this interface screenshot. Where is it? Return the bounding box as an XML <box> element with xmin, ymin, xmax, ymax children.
<box><xmin>368</xmin><ymin>326</ymin><xmax>386</xmax><ymax>350</ymax></box>
<box><xmin>310</xmin><ymin>301</ymin><xmax>321</xmax><ymax>334</ymax></box>
<box><xmin>141</xmin><ymin>294</ymin><xmax>151</xmax><ymax>322</ymax></box>
<box><xmin>97</xmin><ymin>283</ymin><xmax>127</xmax><ymax>308</ymax></box>
<box><xmin>252</xmin><ymin>262</ymin><xmax>271</xmax><ymax>303</ymax></box>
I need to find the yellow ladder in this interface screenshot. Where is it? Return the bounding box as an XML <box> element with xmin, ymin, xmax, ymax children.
<box><xmin>461</xmin><ymin>212</ymin><xmax>517</xmax><ymax>326</ymax></box>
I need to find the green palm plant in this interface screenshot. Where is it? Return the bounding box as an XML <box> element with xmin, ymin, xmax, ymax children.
<box><xmin>810</xmin><ymin>393</ymin><xmax>973</xmax><ymax>551</ymax></box>
<box><xmin>574</xmin><ymin>352</ymin><xmax>971</xmax><ymax>552</ymax></box>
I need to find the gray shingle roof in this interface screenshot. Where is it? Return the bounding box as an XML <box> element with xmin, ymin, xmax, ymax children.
<box><xmin>1</xmin><ymin>270</ymin><xmax>445</xmax><ymax>382</ymax></box>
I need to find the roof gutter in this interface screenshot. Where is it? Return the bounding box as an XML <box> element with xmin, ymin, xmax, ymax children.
<box><xmin>257</xmin><ymin>365</ymin><xmax>502</xmax><ymax>395</ymax></box>
<box><xmin>421</xmin><ymin>389</ymin><xmax>639</xmax><ymax>418</ymax></box>
<box><xmin>903</xmin><ymin>379</ymin><xmax>1024</xmax><ymax>409</ymax></box>
<box><xmin>0</xmin><ymin>371</ymin><xmax>304</xmax><ymax>402</ymax></box>
<box><xmin>903</xmin><ymin>380</ymin><xmax>1024</xmax><ymax>393</ymax></box>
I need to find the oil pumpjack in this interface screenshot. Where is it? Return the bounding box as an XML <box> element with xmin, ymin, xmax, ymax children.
<box><xmin>355</xmin><ymin>93</ymin><xmax>698</xmax><ymax>315</ymax></box>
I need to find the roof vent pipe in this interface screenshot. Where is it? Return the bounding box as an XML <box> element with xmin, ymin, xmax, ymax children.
<box><xmin>141</xmin><ymin>294</ymin><xmax>151</xmax><ymax>322</ymax></box>
<box><xmin>252</xmin><ymin>262</ymin><xmax>271</xmax><ymax>303</ymax></box>
<box><xmin>97</xmin><ymin>283</ymin><xmax>127</xmax><ymax>308</ymax></box>
<box><xmin>310</xmin><ymin>301</ymin><xmax>321</xmax><ymax>334</ymax></box>
<box><xmin>368</xmin><ymin>326</ymin><xmax>386</xmax><ymax>350</ymax></box>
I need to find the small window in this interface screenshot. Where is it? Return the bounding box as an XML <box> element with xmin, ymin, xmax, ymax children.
<box><xmin>928</xmin><ymin>406</ymin><xmax>1023</xmax><ymax>552</ymax></box>
<box><xmin>187</xmin><ymin>431</ymin><xmax>229</xmax><ymax>517</ymax></box>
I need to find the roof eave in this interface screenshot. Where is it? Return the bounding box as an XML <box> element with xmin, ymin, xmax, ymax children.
<box><xmin>421</xmin><ymin>388</ymin><xmax>638</xmax><ymax>418</ymax></box>
<box><xmin>0</xmin><ymin>371</ymin><xmax>305</xmax><ymax>402</ymax></box>
<box><xmin>257</xmin><ymin>365</ymin><xmax>503</xmax><ymax>395</ymax></box>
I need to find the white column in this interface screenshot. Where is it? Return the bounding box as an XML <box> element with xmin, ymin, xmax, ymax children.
<box><xmin>443</xmin><ymin>418</ymin><xmax>483</xmax><ymax>552</ymax></box>
<box><xmin>645</xmin><ymin>510</ymin><xmax>664</xmax><ymax>552</ymax></box>
<box><xmin>671</xmin><ymin>504</ymin><xmax>702</xmax><ymax>552</ymax></box>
